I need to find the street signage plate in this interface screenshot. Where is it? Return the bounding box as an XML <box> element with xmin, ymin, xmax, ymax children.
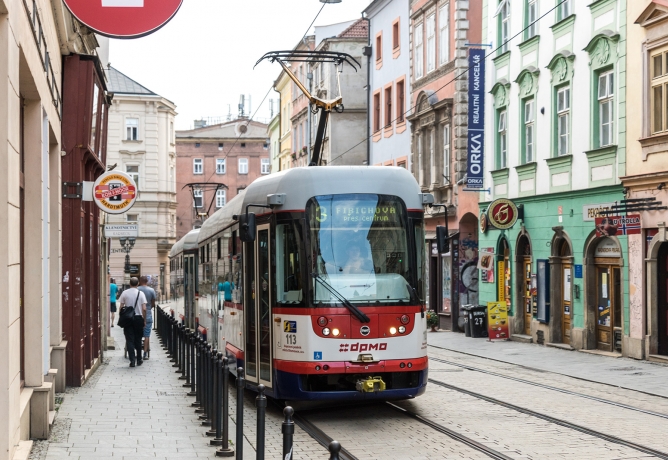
<box><xmin>466</xmin><ymin>48</ymin><xmax>486</xmax><ymax>189</ymax></box>
<box><xmin>93</xmin><ymin>171</ymin><xmax>137</xmax><ymax>214</ymax></box>
<box><xmin>62</xmin><ymin>0</ymin><xmax>183</xmax><ymax>39</ymax></box>
<box><xmin>104</xmin><ymin>225</ymin><xmax>138</xmax><ymax>238</ymax></box>
<box><xmin>582</xmin><ymin>203</ymin><xmax>615</xmax><ymax>221</ymax></box>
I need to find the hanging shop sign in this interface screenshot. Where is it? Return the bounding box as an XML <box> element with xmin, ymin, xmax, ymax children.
<box><xmin>62</xmin><ymin>0</ymin><xmax>183</xmax><ymax>39</ymax></box>
<box><xmin>479</xmin><ymin>211</ymin><xmax>488</xmax><ymax>234</ymax></box>
<box><xmin>104</xmin><ymin>225</ymin><xmax>138</xmax><ymax>238</ymax></box>
<box><xmin>93</xmin><ymin>171</ymin><xmax>137</xmax><ymax>214</ymax></box>
<box><xmin>594</xmin><ymin>238</ymin><xmax>622</xmax><ymax>258</ymax></box>
<box><xmin>487</xmin><ymin>198</ymin><xmax>519</xmax><ymax>230</ymax></box>
<box><xmin>466</xmin><ymin>48</ymin><xmax>485</xmax><ymax>189</ymax></box>
<box><xmin>487</xmin><ymin>301</ymin><xmax>509</xmax><ymax>340</ymax></box>
<box><xmin>594</xmin><ymin>214</ymin><xmax>641</xmax><ymax>237</ymax></box>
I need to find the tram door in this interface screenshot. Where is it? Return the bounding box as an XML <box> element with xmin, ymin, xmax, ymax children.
<box><xmin>596</xmin><ymin>266</ymin><xmax>621</xmax><ymax>352</ymax></box>
<box><xmin>244</xmin><ymin>224</ymin><xmax>273</xmax><ymax>388</ymax></box>
<box><xmin>184</xmin><ymin>254</ymin><xmax>196</xmax><ymax>328</ymax></box>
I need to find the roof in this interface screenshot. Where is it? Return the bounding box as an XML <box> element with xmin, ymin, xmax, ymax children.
<box><xmin>106</xmin><ymin>66</ymin><xmax>157</xmax><ymax>96</ymax></box>
<box><xmin>169</xmin><ymin>229</ymin><xmax>200</xmax><ymax>257</ymax></box>
<box><xmin>176</xmin><ymin>119</ymin><xmax>269</xmax><ymax>140</ymax></box>
<box><xmin>337</xmin><ymin>18</ymin><xmax>368</xmax><ymax>39</ymax></box>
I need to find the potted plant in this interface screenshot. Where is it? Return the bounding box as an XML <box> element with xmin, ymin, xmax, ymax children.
<box><xmin>426</xmin><ymin>310</ymin><xmax>439</xmax><ymax>332</ymax></box>
<box><xmin>301</xmin><ymin>146</ymin><xmax>307</xmax><ymax>156</ymax></box>
<box><xmin>291</xmin><ymin>152</ymin><xmax>297</xmax><ymax>161</ymax></box>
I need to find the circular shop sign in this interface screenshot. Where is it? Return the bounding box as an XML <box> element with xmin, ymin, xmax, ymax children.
<box><xmin>487</xmin><ymin>198</ymin><xmax>519</xmax><ymax>230</ymax></box>
<box><xmin>62</xmin><ymin>0</ymin><xmax>183</xmax><ymax>39</ymax></box>
<box><xmin>93</xmin><ymin>171</ymin><xmax>137</xmax><ymax>214</ymax></box>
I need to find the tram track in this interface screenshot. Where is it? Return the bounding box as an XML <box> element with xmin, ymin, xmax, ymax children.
<box><xmin>291</xmin><ymin>411</ymin><xmax>360</xmax><ymax>460</ymax></box>
<box><xmin>428</xmin><ymin>355</ymin><xmax>668</xmax><ymax>420</ymax></box>
<box><xmin>427</xmin><ymin>377</ymin><xmax>668</xmax><ymax>460</ymax></box>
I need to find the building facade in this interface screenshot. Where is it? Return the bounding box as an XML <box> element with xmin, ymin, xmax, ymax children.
<box><xmin>291</xmin><ymin>36</ymin><xmax>315</xmax><ymax>168</ymax></box>
<box><xmin>479</xmin><ymin>0</ymin><xmax>628</xmax><ymax>353</ymax></box>
<box><xmin>175</xmin><ymin>120</ymin><xmax>269</xmax><ymax>239</ymax></box>
<box><xmin>366</xmin><ymin>0</ymin><xmax>412</xmax><ymax>169</ymax></box>
<box><xmin>275</xmin><ymin>71</ymin><xmax>292</xmax><ymax>171</ymax></box>
<box><xmin>267</xmin><ymin>111</ymin><xmax>280</xmax><ymax>174</ymax></box>
<box><xmin>105</xmin><ymin>67</ymin><xmax>177</xmax><ymax>297</ymax></box>
<box><xmin>625</xmin><ymin>0</ymin><xmax>668</xmax><ymax>361</ymax></box>
<box><xmin>408</xmin><ymin>0</ymin><xmax>482</xmax><ymax>330</ymax></box>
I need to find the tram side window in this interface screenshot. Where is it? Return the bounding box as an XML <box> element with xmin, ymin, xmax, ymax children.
<box><xmin>414</xmin><ymin>220</ymin><xmax>426</xmax><ymax>301</ymax></box>
<box><xmin>276</xmin><ymin>223</ymin><xmax>304</xmax><ymax>305</ymax></box>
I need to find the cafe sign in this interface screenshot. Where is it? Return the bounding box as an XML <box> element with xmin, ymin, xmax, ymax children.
<box><xmin>487</xmin><ymin>198</ymin><xmax>519</xmax><ymax>230</ymax></box>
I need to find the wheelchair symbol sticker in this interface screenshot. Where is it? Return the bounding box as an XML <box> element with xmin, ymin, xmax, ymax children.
<box><xmin>314</xmin><ymin>352</ymin><xmax>322</xmax><ymax>360</ymax></box>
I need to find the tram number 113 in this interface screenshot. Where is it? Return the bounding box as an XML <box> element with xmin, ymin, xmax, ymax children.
<box><xmin>285</xmin><ymin>334</ymin><xmax>297</xmax><ymax>345</ymax></box>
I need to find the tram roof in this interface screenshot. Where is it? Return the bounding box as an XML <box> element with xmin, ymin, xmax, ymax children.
<box><xmin>169</xmin><ymin>228</ymin><xmax>200</xmax><ymax>258</ymax></box>
<box><xmin>243</xmin><ymin>166</ymin><xmax>424</xmax><ymax>211</ymax></box>
<box><xmin>197</xmin><ymin>190</ymin><xmax>246</xmax><ymax>243</ymax></box>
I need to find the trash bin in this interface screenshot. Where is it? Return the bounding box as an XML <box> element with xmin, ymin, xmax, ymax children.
<box><xmin>468</xmin><ymin>305</ymin><xmax>488</xmax><ymax>338</ymax></box>
<box><xmin>461</xmin><ymin>305</ymin><xmax>472</xmax><ymax>337</ymax></box>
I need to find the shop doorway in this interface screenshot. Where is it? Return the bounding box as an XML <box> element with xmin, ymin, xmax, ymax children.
<box><xmin>591</xmin><ymin>238</ymin><xmax>623</xmax><ymax>352</ymax></box>
<box><xmin>498</xmin><ymin>237</ymin><xmax>511</xmax><ymax>310</ymax></box>
<box><xmin>658</xmin><ymin>244</ymin><xmax>668</xmax><ymax>356</ymax></box>
<box><xmin>559</xmin><ymin>240</ymin><xmax>573</xmax><ymax>345</ymax></box>
<box><xmin>517</xmin><ymin>235</ymin><xmax>532</xmax><ymax>336</ymax></box>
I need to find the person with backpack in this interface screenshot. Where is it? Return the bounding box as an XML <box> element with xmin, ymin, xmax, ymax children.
<box><xmin>118</xmin><ymin>277</ymin><xmax>147</xmax><ymax>368</ymax></box>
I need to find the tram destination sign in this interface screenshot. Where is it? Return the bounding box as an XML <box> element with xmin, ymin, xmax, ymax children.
<box><xmin>104</xmin><ymin>225</ymin><xmax>138</xmax><ymax>238</ymax></box>
<box><xmin>62</xmin><ymin>0</ymin><xmax>183</xmax><ymax>39</ymax></box>
<box><xmin>466</xmin><ymin>48</ymin><xmax>486</xmax><ymax>190</ymax></box>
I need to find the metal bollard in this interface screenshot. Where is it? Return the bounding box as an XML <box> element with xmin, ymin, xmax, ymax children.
<box><xmin>256</xmin><ymin>384</ymin><xmax>267</xmax><ymax>460</ymax></box>
<box><xmin>206</xmin><ymin>348</ymin><xmax>218</xmax><ymax>433</ymax></box>
<box><xmin>211</xmin><ymin>352</ymin><xmax>223</xmax><ymax>445</ymax></box>
<box><xmin>328</xmin><ymin>441</ymin><xmax>341</xmax><ymax>460</ymax></box>
<box><xmin>282</xmin><ymin>407</ymin><xmax>294</xmax><ymax>460</ymax></box>
<box><xmin>180</xmin><ymin>329</ymin><xmax>189</xmax><ymax>382</ymax></box>
<box><xmin>192</xmin><ymin>337</ymin><xmax>203</xmax><ymax>407</ymax></box>
<box><xmin>175</xmin><ymin>324</ymin><xmax>183</xmax><ymax>371</ymax></box>
<box><xmin>200</xmin><ymin>344</ymin><xmax>212</xmax><ymax>423</ymax></box>
<box><xmin>188</xmin><ymin>331</ymin><xmax>196</xmax><ymax>395</ymax></box>
<box><xmin>171</xmin><ymin>319</ymin><xmax>179</xmax><ymax>365</ymax></box>
<box><xmin>216</xmin><ymin>356</ymin><xmax>234</xmax><ymax>457</ymax></box>
<box><xmin>235</xmin><ymin>367</ymin><xmax>244</xmax><ymax>460</ymax></box>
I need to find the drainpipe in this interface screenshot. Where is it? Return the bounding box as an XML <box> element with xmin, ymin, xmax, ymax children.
<box><xmin>362</xmin><ymin>13</ymin><xmax>372</xmax><ymax>166</ymax></box>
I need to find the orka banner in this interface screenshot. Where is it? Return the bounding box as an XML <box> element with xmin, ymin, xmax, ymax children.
<box><xmin>466</xmin><ymin>48</ymin><xmax>485</xmax><ymax>190</ymax></box>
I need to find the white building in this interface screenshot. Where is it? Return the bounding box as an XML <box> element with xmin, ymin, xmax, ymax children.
<box><xmin>106</xmin><ymin>67</ymin><xmax>177</xmax><ymax>296</ymax></box>
<box><xmin>365</xmin><ymin>0</ymin><xmax>411</xmax><ymax>168</ymax></box>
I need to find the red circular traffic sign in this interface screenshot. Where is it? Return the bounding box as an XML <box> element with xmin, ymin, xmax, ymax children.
<box><xmin>63</xmin><ymin>0</ymin><xmax>183</xmax><ymax>39</ymax></box>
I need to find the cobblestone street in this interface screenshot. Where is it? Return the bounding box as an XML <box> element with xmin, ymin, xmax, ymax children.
<box><xmin>33</xmin><ymin>327</ymin><xmax>668</xmax><ymax>459</ymax></box>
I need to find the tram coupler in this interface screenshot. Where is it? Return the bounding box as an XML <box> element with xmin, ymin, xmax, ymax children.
<box><xmin>355</xmin><ymin>376</ymin><xmax>386</xmax><ymax>393</ymax></box>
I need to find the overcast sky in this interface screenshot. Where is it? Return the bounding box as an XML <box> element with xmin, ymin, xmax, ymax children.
<box><xmin>109</xmin><ymin>0</ymin><xmax>372</xmax><ymax>130</ymax></box>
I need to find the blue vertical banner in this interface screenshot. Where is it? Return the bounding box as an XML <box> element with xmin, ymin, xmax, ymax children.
<box><xmin>466</xmin><ymin>48</ymin><xmax>486</xmax><ymax>189</ymax></box>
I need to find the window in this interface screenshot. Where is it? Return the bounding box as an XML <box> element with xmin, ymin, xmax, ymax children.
<box><xmin>557</xmin><ymin>0</ymin><xmax>571</xmax><ymax>21</ymax></box>
<box><xmin>261</xmin><ymin>158</ymin><xmax>271</xmax><ymax>174</ymax></box>
<box><xmin>439</xmin><ymin>4</ymin><xmax>450</xmax><ymax>65</ymax></box>
<box><xmin>426</xmin><ymin>14</ymin><xmax>436</xmax><ymax>73</ymax></box>
<box><xmin>498</xmin><ymin>110</ymin><xmax>507</xmax><ymax>168</ymax></box>
<box><xmin>393</xmin><ymin>20</ymin><xmax>400</xmax><ymax>50</ymax></box>
<box><xmin>415</xmin><ymin>23</ymin><xmax>424</xmax><ymax>79</ymax></box>
<box><xmin>216</xmin><ymin>189</ymin><xmax>226</xmax><ymax>208</ymax></box>
<box><xmin>598</xmin><ymin>70</ymin><xmax>614</xmax><ymax>147</ymax></box>
<box><xmin>218</xmin><ymin>142</ymin><xmax>223</xmax><ymax>150</ymax></box>
<box><xmin>195</xmin><ymin>143</ymin><xmax>201</xmax><ymax>148</ymax></box>
<box><xmin>193</xmin><ymin>189</ymin><xmax>203</xmax><ymax>208</ymax></box>
<box><xmin>126</xmin><ymin>213</ymin><xmax>138</xmax><ymax>222</ymax></box>
<box><xmin>170</xmin><ymin>122</ymin><xmax>174</xmax><ymax>143</ymax></box>
<box><xmin>193</xmin><ymin>158</ymin><xmax>203</xmax><ymax>174</ymax></box>
<box><xmin>384</xmin><ymin>86</ymin><xmax>392</xmax><ymax>128</ymax></box>
<box><xmin>216</xmin><ymin>158</ymin><xmax>226</xmax><ymax>174</ymax></box>
<box><xmin>126</xmin><ymin>118</ymin><xmax>138</xmax><ymax>140</ymax></box>
<box><xmin>126</xmin><ymin>165</ymin><xmax>139</xmax><ymax>186</ymax></box>
<box><xmin>526</xmin><ymin>0</ymin><xmax>537</xmax><ymax>39</ymax></box>
<box><xmin>396</xmin><ymin>80</ymin><xmax>405</xmax><ymax>123</ymax></box>
<box><xmin>376</xmin><ymin>33</ymin><xmax>382</xmax><ymax>62</ymax></box>
<box><xmin>557</xmin><ymin>86</ymin><xmax>570</xmax><ymax>156</ymax></box>
<box><xmin>524</xmin><ymin>99</ymin><xmax>535</xmax><ymax>163</ymax></box>
<box><xmin>276</xmin><ymin>223</ymin><xmax>304</xmax><ymax>305</ymax></box>
<box><xmin>241</xmin><ymin>143</ymin><xmax>246</xmax><ymax>148</ymax></box>
<box><xmin>429</xmin><ymin>129</ymin><xmax>435</xmax><ymax>184</ymax></box>
<box><xmin>443</xmin><ymin>125</ymin><xmax>451</xmax><ymax>181</ymax></box>
<box><xmin>651</xmin><ymin>50</ymin><xmax>668</xmax><ymax>134</ymax></box>
<box><xmin>238</xmin><ymin>158</ymin><xmax>248</xmax><ymax>174</ymax></box>
<box><xmin>498</xmin><ymin>0</ymin><xmax>510</xmax><ymax>53</ymax></box>
<box><xmin>417</xmin><ymin>133</ymin><xmax>424</xmax><ymax>185</ymax></box>
<box><xmin>373</xmin><ymin>92</ymin><xmax>381</xmax><ymax>132</ymax></box>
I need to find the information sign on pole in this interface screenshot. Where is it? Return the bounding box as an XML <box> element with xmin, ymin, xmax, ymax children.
<box><xmin>62</xmin><ymin>0</ymin><xmax>183</xmax><ymax>39</ymax></box>
<box><xmin>466</xmin><ymin>48</ymin><xmax>486</xmax><ymax>189</ymax></box>
<box><xmin>104</xmin><ymin>225</ymin><xmax>138</xmax><ymax>238</ymax></box>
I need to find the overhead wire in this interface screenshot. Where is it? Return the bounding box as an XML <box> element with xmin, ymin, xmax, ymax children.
<box><xmin>330</xmin><ymin>0</ymin><xmax>569</xmax><ymax>164</ymax></box>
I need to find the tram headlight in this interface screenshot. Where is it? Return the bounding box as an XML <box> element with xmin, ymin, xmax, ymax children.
<box><xmin>398</xmin><ymin>326</ymin><xmax>406</xmax><ymax>334</ymax></box>
<box><xmin>332</xmin><ymin>328</ymin><xmax>340</xmax><ymax>337</ymax></box>
<box><xmin>400</xmin><ymin>314</ymin><xmax>410</xmax><ymax>325</ymax></box>
<box><xmin>322</xmin><ymin>327</ymin><xmax>331</xmax><ymax>336</ymax></box>
<box><xmin>389</xmin><ymin>327</ymin><xmax>397</xmax><ymax>335</ymax></box>
<box><xmin>317</xmin><ymin>316</ymin><xmax>328</xmax><ymax>327</ymax></box>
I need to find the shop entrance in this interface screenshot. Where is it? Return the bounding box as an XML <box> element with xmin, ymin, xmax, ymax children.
<box><xmin>658</xmin><ymin>244</ymin><xmax>668</xmax><ymax>356</ymax></box>
<box><xmin>559</xmin><ymin>240</ymin><xmax>573</xmax><ymax>345</ymax></box>
<box><xmin>595</xmin><ymin>266</ymin><xmax>621</xmax><ymax>351</ymax></box>
<box><xmin>517</xmin><ymin>235</ymin><xmax>532</xmax><ymax>336</ymax></box>
<box><xmin>498</xmin><ymin>238</ymin><xmax>511</xmax><ymax>311</ymax></box>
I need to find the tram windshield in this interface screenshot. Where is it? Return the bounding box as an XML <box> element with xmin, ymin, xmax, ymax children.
<box><xmin>308</xmin><ymin>194</ymin><xmax>413</xmax><ymax>305</ymax></box>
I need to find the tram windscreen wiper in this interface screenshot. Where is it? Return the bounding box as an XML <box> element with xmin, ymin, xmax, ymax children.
<box><xmin>311</xmin><ymin>273</ymin><xmax>370</xmax><ymax>323</ymax></box>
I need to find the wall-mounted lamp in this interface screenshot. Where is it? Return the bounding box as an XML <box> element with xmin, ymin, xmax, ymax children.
<box><xmin>658</xmin><ymin>182</ymin><xmax>665</xmax><ymax>190</ymax></box>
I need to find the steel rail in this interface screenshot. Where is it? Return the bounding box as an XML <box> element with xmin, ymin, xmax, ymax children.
<box><xmin>428</xmin><ymin>356</ymin><xmax>668</xmax><ymax>420</ymax></box>
<box><xmin>290</xmin><ymin>411</ymin><xmax>359</xmax><ymax>460</ymax></box>
<box><xmin>428</xmin><ymin>378</ymin><xmax>668</xmax><ymax>460</ymax></box>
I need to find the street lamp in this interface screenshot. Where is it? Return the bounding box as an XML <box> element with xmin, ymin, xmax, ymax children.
<box><xmin>119</xmin><ymin>237</ymin><xmax>136</xmax><ymax>288</ymax></box>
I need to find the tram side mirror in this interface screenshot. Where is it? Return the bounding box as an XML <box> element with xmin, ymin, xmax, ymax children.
<box><xmin>436</xmin><ymin>226</ymin><xmax>449</xmax><ymax>254</ymax></box>
<box><xmin>239</xmin><ymin>212</ymin><xmax>256</xmax><ymax>242</ymax></box>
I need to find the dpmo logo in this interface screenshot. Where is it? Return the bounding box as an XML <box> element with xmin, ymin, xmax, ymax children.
<box><xmin>339</xmin><ymin>342</ymin><xmax>388</xmax><ymax>353</ymax></box>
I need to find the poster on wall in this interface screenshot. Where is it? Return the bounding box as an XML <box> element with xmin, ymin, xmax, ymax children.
<box><xmin>478</xmin><ymin>248</ymin><xmax>495</xmax><ymax>283</ymax></box>
<box><xmin>466</xmin><ymin>48</ymin><xmax>485</xmax><ymax>189</ymax></box>
<box><xmin>442</xmin><ymin>256</ymin><xmax>452</xmax><ymax>313</ymax></box>
<box><xmin>595</xmin><ymin>215</ymin><xmax>641</xmax><ymax>237</ymax></box>
<box><xmin>487</xmin><ymin>301</ymin><xmax>509</xmax><ymax>340</ymax></box>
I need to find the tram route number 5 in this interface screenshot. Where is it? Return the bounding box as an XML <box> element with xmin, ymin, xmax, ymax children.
<box><xmin>285</xmin><ymin>334</ymin><xmax>297</xmax><ymax>345</ymax></box>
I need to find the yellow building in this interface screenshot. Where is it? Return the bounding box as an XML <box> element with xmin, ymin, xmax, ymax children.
<box><xmin>624</xmin><ymin>1</ymin><xmax>668</xmax><ymax>361</ymax></box>
<box><xmin>275</xmin><ymin>70</ymin><xmax>293</xmax><ymax>171</ymax></box>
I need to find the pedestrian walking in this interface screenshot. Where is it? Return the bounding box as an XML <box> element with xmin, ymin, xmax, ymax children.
<box><xmin>109</xmin><ymin>278</ymin><xmax>118</xmax><ymax>327</ymax></box>
<box><xmin>118</xmin><ymin>277</ymin><xmax>147</xmax><ymax>368</ymax></box>
<box><xmin>138</xmin><ymin>276</ymin><xmax>156</xmax><ymax>361</ymax></box>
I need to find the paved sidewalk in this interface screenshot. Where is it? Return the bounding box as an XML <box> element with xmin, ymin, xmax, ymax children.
<box><xmin>428</xmin><ymin>330</ymin><xmax>668</xmax><ymax>397</ymax></box>
<box><xmin>43</xmin><ymin>324</ymin><xmax>255</xmax><ymax>459</ymax></box>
